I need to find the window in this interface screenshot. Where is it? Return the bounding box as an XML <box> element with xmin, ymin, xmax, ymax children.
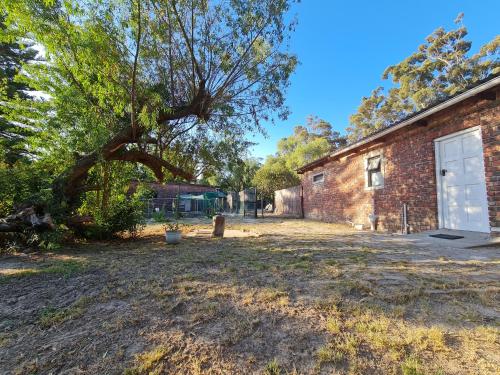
<box><xmin>366</xmin><ymin>156</ymin><xmax>383</xmax><ymax>188</ymax></box>
<box><xmin>312</xmin><ymin>172</ymin><xmax>324</xmax><ymax>184</ymax></box>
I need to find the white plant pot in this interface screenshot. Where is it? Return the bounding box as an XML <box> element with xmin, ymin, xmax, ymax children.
<box><xmin>165</xmin><ymin>230</ymin><xmax>182</xmax><ymax>244</ymax></box>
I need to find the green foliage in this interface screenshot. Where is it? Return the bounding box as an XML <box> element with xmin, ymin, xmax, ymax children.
<box><xmin>401</xmin><ymin>356</ymin><xmax>424</xmax><ymax>375</ymax></box>
<box><xmin>0</xmin><ymin>0</ymin><xmax>297</xmax><ymax>218</ymax></box>
<box><xmin>253</xmin><ymin>156</ymin><xmax>300</xmax><ymax>199</ymax></box>
<box><xmin>348</xmin><ymin>15</ymin><xmax>500</xmax><ymax>142</ymax></box>
<box><xmin>253</xmin><ymin>116</ymin><xmax>343</xmax><ymax>198</ymax></box>
<box><xmin>82</xmin><ymin>197</ymin><xmax>145</xmax><ymax>240</ymax></box>
<box><xmin>206</xmin><ymin>157</ymin><xmax>261</xmax><ymax>192</ymax></box>
<box><xmin>152</xmin><ymin>210</ymin><xmax>167</xmax><ymax>223</ymax></box>
<box><xmin>0</xmin><ymin>159</ymin><xmax>53</xmax><ymax>217</ymax></box>
<box><xmin>75</xmin><ymin>162</ymin><xmax>148</xmax><ymax>239</ymax></box>
<box><xmin>163</xmin><ymin>221</ymin><xmax>180</xmax><ymax>232</ymax></box>
<box><xmin>0</xmin><ymin>13</ymin><xmax>38</xmax><ymax>165</ymax></box>
<box><xmin>263</xmin><ymin>359</ymin><xmax>282</xmax><ymax>375</ymax></box>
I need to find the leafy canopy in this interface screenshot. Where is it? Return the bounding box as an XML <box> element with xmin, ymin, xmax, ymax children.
<box><xmin>253</xmin><ymin>116</ymin><xmax>344</xmax><ymax>197</ymax></box>
<box><xmin>0</xmin><ymin>0</ymin><xmax>298</xmax><ymax>216</ymax></box>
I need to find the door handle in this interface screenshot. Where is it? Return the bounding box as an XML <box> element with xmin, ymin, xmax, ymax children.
<box><xmin>441</xmin><ymin>169</ymin><xmax>447</xmax><ymax>176</ymax></box>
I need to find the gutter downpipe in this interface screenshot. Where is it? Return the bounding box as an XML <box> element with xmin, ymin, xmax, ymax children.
<box><xmin>402</xmin><ymin>203</ymin><xmax>409</xmax><ymax>235</ymax></box>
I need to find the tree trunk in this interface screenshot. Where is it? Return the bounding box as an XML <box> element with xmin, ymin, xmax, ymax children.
<box><xmin>53</xmin><ymin>83</ymin><xmax>211</xmax><ymax>216</ymax></box>
<box><xmin>0</xmin><ymin>207</ymin><xmax>55</xmax><ymax>233</ymax></box>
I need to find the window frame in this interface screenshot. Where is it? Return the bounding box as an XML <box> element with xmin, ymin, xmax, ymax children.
<box><xmin>364</xmin><ymin>152</ymin><xmax>384</xmax><ymax>190</ymax></box>
<box><xmin>312</xmin><ymin>172</ymin><xmax>325</xmax><ymax>184</ymax></box>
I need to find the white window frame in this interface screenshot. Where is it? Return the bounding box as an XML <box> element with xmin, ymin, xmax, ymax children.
<box><xmin>312</xmin><ymin>172</ymin><xmax>325</xmax><ymax>184</ymax></box>
<box><xmin>364</xmin><ymin>151</ymin><xmax>384</xmax><ymax>190</ymax></box>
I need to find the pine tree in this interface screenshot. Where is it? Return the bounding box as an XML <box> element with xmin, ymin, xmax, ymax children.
<box><xmin>347</xmin><ymin>15</ymin><xmax>500</xmax><ymax>142</ymax></box>
<box><xmin>0</xmin><ymin>14</ymin><xmax>37</xmax><ymax>165</ymax></box>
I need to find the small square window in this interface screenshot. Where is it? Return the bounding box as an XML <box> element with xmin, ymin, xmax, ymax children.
<box><xmin>312</xmin><ymin>173</ymin><xmax>324</xmax><ymax>184</ymax></box>
<box><xmin>366</xmin><ymin>156</ymin><xmax>383</xmax><ymax>188</ymax></box>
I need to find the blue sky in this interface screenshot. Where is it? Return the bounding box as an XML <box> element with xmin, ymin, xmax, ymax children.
<box><xmin>248</xmin><ymin>0</ymin><xmax>500</xmax><ymax>160</ymax></box>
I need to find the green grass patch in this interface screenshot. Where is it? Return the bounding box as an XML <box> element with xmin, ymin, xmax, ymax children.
<box><xmin>0</xmin><ymin>259</ymin><xmax>85</xmax><ymax>283</ymax></box>
<box><xmin>264</xmin><ymin>359</ymin><xmax>282</xmax><ymax>375</ymax></box>
<box><xmin>39</xmin><ymin>296</ymin><xmax>93</xmax><ymax>328</ymax></box>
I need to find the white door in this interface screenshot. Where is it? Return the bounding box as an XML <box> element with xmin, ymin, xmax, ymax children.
<box><xmin>437</xmin><ymin>128</ymin><xmax>489</xmax><ymax>232</ymax></box>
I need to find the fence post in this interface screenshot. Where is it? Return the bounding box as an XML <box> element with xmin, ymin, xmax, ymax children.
<box><xmin>254</xmin><ymin>187</ymin><xmax>257</xmax><ymax>218</ymax></box>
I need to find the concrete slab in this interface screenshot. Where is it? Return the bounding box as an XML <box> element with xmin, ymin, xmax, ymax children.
<box><xmin>394</xmin><ymin>229</ymin><xmax>499</xmax><ymax>249</ymax></box>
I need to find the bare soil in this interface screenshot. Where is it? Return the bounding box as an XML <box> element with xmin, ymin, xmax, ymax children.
<box><xmin>0</xmin><ymin>218</ymin><xmax>499</xmax><ymax>374</ymax></box>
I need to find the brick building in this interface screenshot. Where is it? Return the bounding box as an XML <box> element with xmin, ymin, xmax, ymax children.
<box><xmin>128</xmin><ymin>181</ymin><xmax>219</xmax><ymax>199</ymax></box>
<box><xmin>298</xmin><ymin>76</ymin><xmax>500</xmax><ymax>235</ymax></box>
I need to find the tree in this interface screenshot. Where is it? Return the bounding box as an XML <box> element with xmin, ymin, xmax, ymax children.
<box><xmin>0</xmin><ymin>13</ymin><xmax>38</xmax><ymax>165</ymax></box>
<box><xmin>252</xmin><ymin>156</ymin><xmax>299</xmax><ymax>199</ymax></box>
<box><xmin>206</xmin><ymin>157</ymin><xmax>261</xmax><ymax>192</ymax></box>
<box><xmin>2</xmin><ymin>0</ymin><xmax>297</xmax><ymax>216</ymax></box>
<box><xmin>277</xmin><ymin>116</ymin><xmax>345</xmax><ymax>170</ymax></box>
<box><xmin>347</xmin><ymin>15</ymin><xmax>500</xmax><ymax>142</ymax></box>
<box><xmin>253</xmin><ymin>116</ymin><xmax>343</xmax><ymax>197</ymax></box>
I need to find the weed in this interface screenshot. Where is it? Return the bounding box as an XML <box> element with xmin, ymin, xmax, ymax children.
<box><xmin>316</xmin><ymin>345</ymin><xmax>343</xmax><ymax>365</ymax></box>
<box><xmin>412</xmin><ymin>326</ymin><xmax>447</xmax><ymax>352</ymax></box>
<box><xmin>401</xmin><ymin>355</ymin><xmax>423</xmax><ymax>375</ymax></box>
<box><xmin>332</xmin><ymin>333</ymin><xmax>358</xmax><ymax>357</ymax></box>
<box><xmin>326</xmin><ymin>316</ymin><xmax>341</xmax><ymax>334</ymax></box>
<box><xmin>264</xmin><ymin>358</ymin><xmax>281</xmax><ymax>375</ymax></box>
<box><xmin>125</xmin><ymin>345</ymin><xmax>168</xmax><ymax>374</ymax></box>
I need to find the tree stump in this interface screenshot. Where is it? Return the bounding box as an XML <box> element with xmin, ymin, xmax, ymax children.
<box><xmin>212</xmin><ymin>215</ymin><xmax>225</xmax><ymax>237</ymax></box>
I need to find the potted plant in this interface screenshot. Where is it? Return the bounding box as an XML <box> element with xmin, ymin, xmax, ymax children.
<box><xmin>163</xmin><ymin>222</ymin><xmax>182</xmax><ymax>244</ymax></box>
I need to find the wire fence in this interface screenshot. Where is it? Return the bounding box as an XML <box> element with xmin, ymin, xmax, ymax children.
<box><xmin>142</xmin><ymin>197</ymin><xmax>227</xmax><ymax>219</ymax></box>
<box><xmin>142</xmin><ymin>188</ymin><xmax>266</xmax><ymax>220</ymax></box>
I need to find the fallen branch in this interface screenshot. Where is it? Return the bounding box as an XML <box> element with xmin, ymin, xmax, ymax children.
<box><xmin>0</xmin><ymin>207</ymin><xmax>55</xmax><ymax>233</ymax></box>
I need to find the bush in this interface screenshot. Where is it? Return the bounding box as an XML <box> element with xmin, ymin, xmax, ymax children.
<box><xmin>0</xmin><ymin>226</ymin><xmax>69</xmax><ymax>254</ymax></box>
<box><xmin>83</xmin><ymin>198</ymin><xmax>145</xmax><ymax>240</ymax></box>
<box><xmin>152</xmin><ymin>210</ymin><xmax>167</xmax><ymax>223</ymax></box>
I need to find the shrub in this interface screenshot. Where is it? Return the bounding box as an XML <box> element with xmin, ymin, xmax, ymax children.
<box><xmin>83</xmin><ymin>198</ymin><xmax>145</xmax><ymax>240</ymax></box>
<box><xmin>152</xmin><ymin>210</ymin><xmax>167</xmax><ymax>223</ymax></box>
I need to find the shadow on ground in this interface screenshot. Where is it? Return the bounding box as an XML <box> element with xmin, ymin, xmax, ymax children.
<box><xmin>0</xmin><ymin>219</ymin><xmax>499</xmax><ymax>374</ymax></box>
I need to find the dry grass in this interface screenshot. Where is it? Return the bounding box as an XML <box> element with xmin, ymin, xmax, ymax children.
<box><xmin>0</xmin><ymin>218</ymin><xmax>499</xmax><ymax>374</ymax></box>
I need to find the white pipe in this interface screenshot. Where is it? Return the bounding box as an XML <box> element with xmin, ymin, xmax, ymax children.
<box><xmin>403</xmin><ymin>203</ymin><xmax>409</xmax><ymax>235</ymax></box>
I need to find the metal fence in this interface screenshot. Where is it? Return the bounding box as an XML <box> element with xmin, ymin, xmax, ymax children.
<box><xmin>142</xmin><ymin>197</ymin><xmax>227</xmax><ymax>219</ymax></box>
<box><xmin>142</xmin><ymin>188</ymin><xmax>264</xmax><ymax>220</ymax></box>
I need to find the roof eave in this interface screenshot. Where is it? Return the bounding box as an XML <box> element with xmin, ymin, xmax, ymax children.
<box><xmin>297</xmin><ymin>76</ymin><xmax>500</xmax><ymax>174</ymax></box>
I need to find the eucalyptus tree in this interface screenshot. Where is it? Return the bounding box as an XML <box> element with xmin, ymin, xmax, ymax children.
<box><xmin>348</xmin><ymin>15</ymin><xmax>500</xmax><ymax>142</ymax></box>
<box><xmin>3</xmin><ymin>0</ymin><xmax>297</xmax><ymax>213</ymax></box>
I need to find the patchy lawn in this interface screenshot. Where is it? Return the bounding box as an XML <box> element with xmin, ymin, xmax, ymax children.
<box><xmin>0</xmin><ymin>218</ymin><xmax>499</xmax><ymax>374</ymax></box>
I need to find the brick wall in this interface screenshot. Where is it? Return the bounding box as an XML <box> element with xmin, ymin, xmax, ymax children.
<box><xmin>301</xmin><ymin>88</ymin><xmax>500</xmax><ymax>234</ymax></box>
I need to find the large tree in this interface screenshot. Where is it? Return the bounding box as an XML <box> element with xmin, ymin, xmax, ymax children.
<box><xmin>277</xmin><ymin>116</ymin><xmax>345</xmax><ymax>171</ymax></box>
<box><xmin>0</xmin><ymin>13</ymin><xmax>38</xmax><ymax>165</ymax></box>
<box><xmin>347</xmin><ymin>15</ymin><xmax>500</xmax><ymax>142</ymax></box>
<box><xmin>253</xmin><ymin>116</ymin><xmax>344</xmax><ymax>197</ymax></box>
<box><xmin>2</xmin><ymin>0</ymin><xmax>297</xmax><ymax>215</ymax></box>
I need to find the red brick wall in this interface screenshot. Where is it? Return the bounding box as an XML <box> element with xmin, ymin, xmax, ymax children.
<box><xmin>301</xmin><ymin>88</ymin><xmax>500</xmax><ymax>234</ymax></box>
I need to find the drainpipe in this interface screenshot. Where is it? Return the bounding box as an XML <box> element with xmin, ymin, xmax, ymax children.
<box><xmin>402</xmin><ymin>203</ymin><xmax>409</xmax><ymax>234</ymax></box>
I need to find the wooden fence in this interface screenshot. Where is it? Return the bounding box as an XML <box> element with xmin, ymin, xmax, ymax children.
<box><xmin>274</xmin><ymin>185</ymin><xmax>302</xmax><ymax>217</ymax></box>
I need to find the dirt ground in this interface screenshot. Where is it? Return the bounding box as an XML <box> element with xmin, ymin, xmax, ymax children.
<box><xmin>0</xmin><ymin>218</ymin><xmax>499</xmax><ymax>375</ymax></box>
